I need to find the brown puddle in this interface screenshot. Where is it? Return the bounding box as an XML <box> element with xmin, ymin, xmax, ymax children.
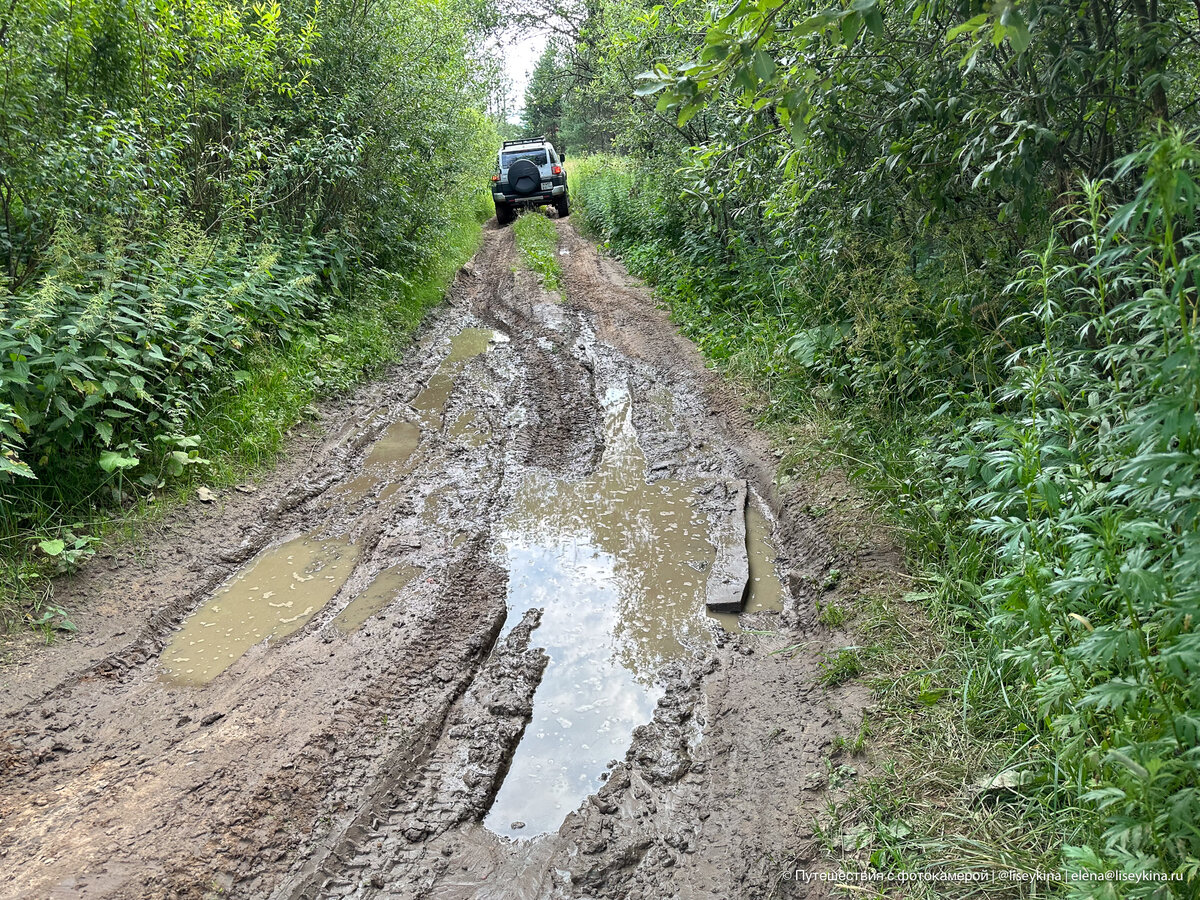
<box><xmin>333</xmin><ymin>564</ymin><xmax>421</xmax><ymax>633</ymax></box>
<box><xmin>160</xmin><ymin>533</ymin><xmax>361</xmax><ymax>686</ymax></box>
<box><xmin>448</xmin><ymin>411</ymin><xmax>490</xmax><ymax>447</ymax></box>
<box><xmin>337</xmin><ymin>328</ymin><xmax>500</xmax><ymax>500</ymax></box>
<box><xmin>364</xmin><ymin>421</ymin><xmax>421</xmax><ymax>468</ymax></box>
<box><xmin>411</xmin><ymin>374</ymin><xmax>454</xmax><ymax>430</ymax></box>
<box><xmin>486</xmin><ymin>386</ymin><xmax>717</xmax><ymax>839</ymax></box>
<box><xmin>333</xmin><ymin>420</ymin><xmax>423</xmax><ymax>502</ymax></box>
<box><xmin>708</xmin><ymin>501</ymin><xmax>786</xmax><ymax>633</ymax></box>
<box><xmin>411</xmin><ymin>328</ymin><xmax>498</xmax><ymax>430</ymax></box>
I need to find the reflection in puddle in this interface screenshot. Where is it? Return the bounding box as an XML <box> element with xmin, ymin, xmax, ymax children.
<box><xmin>486</xmin><ymin>387</ymin><xmax>716</xmax><ymax>839</ymax></box>
<box><xmin>333</xmin><ymin>564</ymin><xmax>421</xmax><ymax>632</ymax></box>
<box><xmin>161</xmin><ymin>533</ymin><xmax>360</xmax><ymax>686</ymax></box>
<box><xmin>708</xmin><ymin>502</ymin><xmax>786</xmax><ymax>632</ymax></box>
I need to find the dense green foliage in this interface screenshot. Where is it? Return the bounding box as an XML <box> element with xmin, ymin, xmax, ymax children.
<box><xmin>541</xmin><ymin>0</ymin><xmax>1200</xmax><ymax>889</ymax></box>
<box><xmin>0</xmin><ymin>0</ymin><xmax>498</xmax><ymax>623</ymax></box>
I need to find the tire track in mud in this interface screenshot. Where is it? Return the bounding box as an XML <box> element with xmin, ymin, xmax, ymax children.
<box><xmin>0</xmin><ymin>220</ymin><xmax>893</xmax><ymax>900</ymax></box>
<box><xmin>467</xmin><ymin>226</ymin><xmax>602</xmax><ymax>476</ymax></box>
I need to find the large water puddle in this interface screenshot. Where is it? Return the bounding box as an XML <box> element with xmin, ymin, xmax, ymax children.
<box><xmin>161</xmin><ymin>532</ymin><xmax>361</xmax><ymax>686</ymax></box>
<box><xmin>485</xmin><ymin>387</ymin><xmax>718</xmax><ymax>838</ymax></box>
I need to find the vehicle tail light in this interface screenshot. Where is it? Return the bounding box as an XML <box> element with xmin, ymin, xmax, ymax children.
<box><xmin>552</xmin><ymin>165</ymin><xmax>562</xmax><ymax>175</ymax></box>
<box><xmin>491</xmin><ymin>174</ymin><xmax>500</xmax><ymax>181</ymax></box>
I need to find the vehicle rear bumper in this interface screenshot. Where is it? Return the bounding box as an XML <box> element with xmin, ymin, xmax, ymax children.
<box><xmin>494</xmin><ymin>185</ymin><xmax>566</xmax><ymax>205</ymax></box>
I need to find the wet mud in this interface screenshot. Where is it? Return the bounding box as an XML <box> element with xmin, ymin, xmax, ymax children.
<box><xmin>0</xmin><ymin>218</ymin><xmax>896</xmax><ymax>900</ymax></box>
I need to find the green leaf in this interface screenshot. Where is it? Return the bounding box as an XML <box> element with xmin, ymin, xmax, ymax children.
<box><xmin>752</xmin><ymin>49</ymin><xmax>775</xmax><ymax>82</ymax></box>
<box><xmin>841</xmin><ymin>11</ymin><xmax>862</xmax><ymax>45</ymax></box>
<box><xmin>947</xmin><ymin>13</ymin><xmax>988</xmax><ymax>40</ymax></box>
<box><xmin>0</xmin><ymin>454</ymin><xmax>36</xmax><ymax>480</ymax></box>
<box><xmin>1000</xmin><ymin>7</ymin><xmax>1031</xmax><ymax>54</ymax></box>
<box><xmin>98</xmin><ymin>450</ymin><xmax>140</xmax><ymax>473</ymax></box>
<box><xmin>677</xmin><ymin>103</ymin><xmax>702</xmax><ymax>127</ymax></box>
<box><xmin>633</xmin><ymin>74</ymin><xmax>670</xmax><ymax>96</ymax></box>
<box><xmin>38</xmin><ymin>539</ymin><xmax>66</xmax><ymax>556</ymax></box>
<box><xmin>863</xmin><ymin>6</ymin><xmax>884</xmax><ymax>38</ymax></box>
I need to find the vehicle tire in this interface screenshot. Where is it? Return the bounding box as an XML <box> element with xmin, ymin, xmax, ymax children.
<box><xmin>496</xmin><ymin>202</ymin><xmax>515</xmax><ymax>226</ymax></box>
<box><xmin>508</xmin><ymin>159</ymin><xmax>541</xmax><ymax>197</ymax></box>
<box><xmin>555</xmin><ymin>195</ymin><xmax>570</xmax><ymax>218</ymax></box>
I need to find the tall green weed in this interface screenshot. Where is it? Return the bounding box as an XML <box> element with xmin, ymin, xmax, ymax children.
<box><xmin>1</xmin><ymin>223</ymin><xmax>332</xmax><ymax>490</ymax></box>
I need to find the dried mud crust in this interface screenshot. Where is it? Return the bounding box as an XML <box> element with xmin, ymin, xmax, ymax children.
<box><xmin>0</xmin><ymin>220</ymin><xmax>899</xmax><ymax>900</ymax></box>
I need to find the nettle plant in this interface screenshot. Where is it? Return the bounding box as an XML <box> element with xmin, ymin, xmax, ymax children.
<box><xmin>948</xmin><ymin>130</ymin><xmax>1200</xmax><ymax>890</ymax></box>
<box><xmin>0</xmin><ymin>222</ymin><xmax>331</xmax><ymax>492</ymax></box>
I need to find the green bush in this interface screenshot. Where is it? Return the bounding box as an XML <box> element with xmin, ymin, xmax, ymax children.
<box><xmin>950</xmin><ymin>136</ymin><xmax>1200</xmax><ymax>888</ymax></box>
<box><xmin>1</xmin><ymin>224</ymin><xmax>328</xmax><ymax>484</ymax></box>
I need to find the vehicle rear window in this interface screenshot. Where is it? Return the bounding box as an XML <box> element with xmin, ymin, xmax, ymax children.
<box><xmin>502</xmin><ymin>149</ymin><xmax>548</xmax><ymax>167</ymax></box>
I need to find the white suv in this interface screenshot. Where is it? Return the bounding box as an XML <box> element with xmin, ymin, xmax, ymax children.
<box><xmin>491</xmin><ymin>137</ymin><xmax>569</xmax><ymax>226</ymax></box>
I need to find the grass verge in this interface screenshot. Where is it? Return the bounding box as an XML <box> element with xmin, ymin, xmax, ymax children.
<box><xmin>1</xmin><ymin>200</ymin><xmax>488</xmax><ymax>635</ymax></box>
<box><xmin>513</xmin><ymin>211</ymin><xmax>562</xmax><ymax>292</ymax></box>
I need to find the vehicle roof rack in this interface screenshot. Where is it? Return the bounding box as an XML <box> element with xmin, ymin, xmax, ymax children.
<box><xmin>501</xmin><ymin>137</ymin><xmax>547</xmax><ymax>147</ymax></box>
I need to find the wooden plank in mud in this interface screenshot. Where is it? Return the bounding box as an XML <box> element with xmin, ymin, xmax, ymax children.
<box><xmin>706</xmin><ymin>479</ymin><xmax>750</xmax><ymax>613</ymax></box>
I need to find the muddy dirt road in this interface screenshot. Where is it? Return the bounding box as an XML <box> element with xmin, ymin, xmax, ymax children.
<box><xmin>0</xmin><ymin>221</ymin><xmax>881</xmax><ymax>899</ymax></box>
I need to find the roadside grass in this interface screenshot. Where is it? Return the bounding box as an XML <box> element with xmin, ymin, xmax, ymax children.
<box><xmin>513</xmin><ymin>211</ymin><xmax>562</xmax><ymax>292</ymax></box>
<box><xmin>0</xmin><ymin>201</ymin><xmax>487</xmax><ymax>634</ymax></box>
<box><xmin>733</xmin><ymin>373</ymin><xmax>1080</xmax><ymax>892</ymax></box>
<box><xmin>750</xmin><ymin>401</ymin><xmax>1090</xmax><ymax>893</ymax></box>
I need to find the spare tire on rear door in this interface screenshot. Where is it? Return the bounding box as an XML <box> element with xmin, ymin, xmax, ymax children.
<box><xmin>508</xmin><ymin>159</ymin><xmax>541</xmax><ymax>196</ymax></box>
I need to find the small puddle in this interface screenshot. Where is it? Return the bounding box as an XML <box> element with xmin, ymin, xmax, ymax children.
<box><xmin>333</xmin><ymin>564</ymin><xmax>422</xmax><ymax>632</ymax></box>
<box><xmin>411</xmin><ymin>328</ymin><xmax>498</xmax><ymax>430</ymax></box>
<box><xmin>337</xmin><ymin>328</ymin><xmax>500</xmax><ymax>500</ymax></box>
<box><xmin>708</xmin><ymin>501</ymin><xmax>786</xmax><ymax>632</ymax></box>
<box><xmin>161</xmin><ymin>532</ymin><xmax>361</xmax><ymax>686</ymax></box>
<box><xmin>334</xmin><ymin>421</ymin><xmax>423</xmax><ymax>501</ymax></box>
<box><xmin>411</xmin><ymin>374</ymin><xmax>454</xmax><ymax>430</ymax></box>
<box><xmin>448</xmin><ymin>411</ymin><xmax>490</xmax><ymax>447</ymax></box>
<box><xmin>364</xmin><ymin>421</ymin><xmax>421</xmax><ymax>468</ymax></box>
<box><xmin>648</xmin><ymin>386</ymin><xmax>678</xmax><ymax>434</ymax></box>
<box><xmin>485</xmin><ymin>387</ymin><xmax>716</xmax><ymax>839</ymax></box>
